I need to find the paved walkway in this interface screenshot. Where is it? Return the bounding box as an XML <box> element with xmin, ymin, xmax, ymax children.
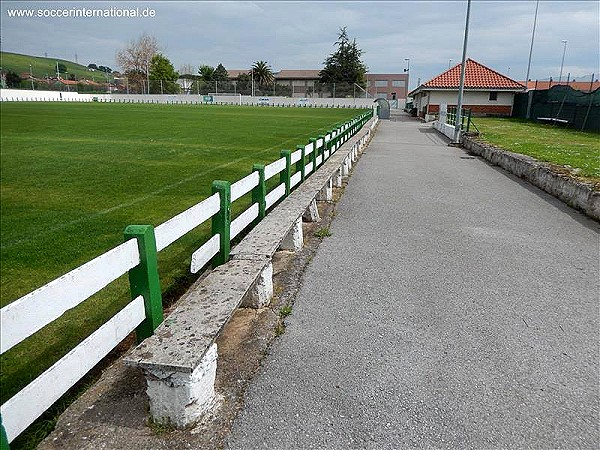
<box><xmin>226</xmin><ymin>114</ymin><xmax>599</xmax><ymax>449</ymax></box>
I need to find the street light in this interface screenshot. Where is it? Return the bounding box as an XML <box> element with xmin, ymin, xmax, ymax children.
<box><xmin>453</xmin><ymin>0</ymin><xmax>472</xmax><ymax>144</ymax></box>
<box><xmin>558</xmin><ymin>39</ymin><xmax>567</xmax><ymax>84</ymax></box>
<box><xmin>404</xmin><ymin>58</ymin><xmax>410</xmax><ymax>91</ymax></box>
<box><xmin>448</xmin><ymin>59</ymin><xmax>453</xmax><ymax>69</ymax></box>
<box><xmin>525</xmin><ymin>0</ymin><xmax>540</xmax><ymax>119</ymax></box>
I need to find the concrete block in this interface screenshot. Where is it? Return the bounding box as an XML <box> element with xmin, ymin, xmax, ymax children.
<box><xmin>342</xmin><ymin>158</ymin><xmax>350</xmax><ymax>177</ymax></box>
<box><xmin>242</xmin><ymin>262</ymin><xmax>273</xmax><ymax>308</ymax></box>
<box><xmin>302</xmin><ymin>198</ymin><xmax>321</xmax><ymax>222</ymax></box>
<box><xmin>317</xmin><ymin>179</ymin><xmax>333</xmax><ymax>202</ymax></box>
<box><xmin>334</xmin><ymin>168</ymin><xmax>343</xmax><ymax>188</ymax></box>
<box><xmin>145</xmin><ymin>343</ymin><xmax>218</xmax><ymax>427</ymax></box>
<box><xmin>279</xmin><ymin>217</ymin><xmax>303</xmax><ymax>252</ymax></box>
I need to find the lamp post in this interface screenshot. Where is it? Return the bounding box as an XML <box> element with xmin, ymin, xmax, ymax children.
<box><xmin>558</xmin><ymin>40</ymin><xmax>567</xmax><ymax>84</ymax></box>
<box><xmin>452</xmin><ymin>0</ymin><xmax>471</xmax><ymax>144</ymax></box>
<box><xmin>525</xmin><ymin>0</ymin><xmax>540</xmax><ymax>119</ymax></box>
<box><xmin>29</xmin><ymin>64</ymin><xmax>34</xmax><ymax>90</ymax></box>
<box><xmin>448</xmin><ymin>59</ymin><xmax>453</xmax><ymax>69</ymax></box>
<box><xmin>404</xmin><ymin>58</ymin><xmax>410</xmax><ymax>90</ymax></box>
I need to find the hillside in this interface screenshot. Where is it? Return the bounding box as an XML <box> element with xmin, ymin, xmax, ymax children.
<box><xmin>0</xmin><ymin>51</ymin><xmax>114</xmax><ymax>82</ymax></box>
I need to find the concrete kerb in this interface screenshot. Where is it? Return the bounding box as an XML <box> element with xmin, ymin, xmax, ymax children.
<box><xmin>461</xmin><ymin>136</ymin><xmax>600</xmax><ymax>221</ymax></box>
<box><xmin>124</xmin><ymin>116</ymin><xmax>379</xmax><ymax>428</ymax></box>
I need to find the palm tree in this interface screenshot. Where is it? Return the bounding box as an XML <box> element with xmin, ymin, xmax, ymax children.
<box><xmin>251</xmin><ymin>60</ymin><xmax>274</xmax><ymax>89</ymax></box>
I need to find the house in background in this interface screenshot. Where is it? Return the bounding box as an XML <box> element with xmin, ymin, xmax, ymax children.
<box><xmin>409</xmin><ymin>59</ymin><xmax>525</xmax><ymax>117</ymax></box>
<box><xmin>226</xmin><ymin>69</ymin><xmax>409</xmax><ymax>99</ymax></box>
<box><xmin>365</xmin><ymin>73</ymin><xmax>410</xmax><ymax>100</ymax></box>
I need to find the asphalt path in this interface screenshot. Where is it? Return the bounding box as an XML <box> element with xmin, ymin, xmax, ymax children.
<box><xmin>226</xmin><ymin>113</ymin><xmax>599</xmax><ymax>450</ymax></box>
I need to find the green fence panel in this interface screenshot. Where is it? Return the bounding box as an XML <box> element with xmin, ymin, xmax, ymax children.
<box><xmin>280</xmin><ymin>150</ymin><xmax>292</xmax><ymax>197</ymax></box>
<box><xmin>211</xmin><ymin>180</ymin><xmax>231</xmax><ymax>267</ymax></box>
<box><xmin>123</xmin><ymin>225</ymin><xmax>163</xmax><ymax>343</ymax></box>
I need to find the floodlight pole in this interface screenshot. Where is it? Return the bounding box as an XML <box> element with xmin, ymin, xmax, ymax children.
<box><xmin>558</xmin><ymin>40</ymin><xmax>567</xmax><ymax>83</ymax></box>
<box><xmin>453</xmin><ymin>0</ymin><xmax>471</xmax><ymax>144</ymax></box>
<box><xmin>525</xmin><ymin>0</ymin><xmax>540</xmax><ymax>119</ymax></box>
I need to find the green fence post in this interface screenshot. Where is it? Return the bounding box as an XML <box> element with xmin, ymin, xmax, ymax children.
<box><xmin>211</xmin><ymin>180</ymin><xmax>231</xmax><ymax>267</ymax></box>
<box><xmin>280</xmin><ymin>149</ymin><xmax>292</xmax><ymax>197</ymax></box>
<box><xmin>322</xmin><ymin>131</ymin><xmax>329</xmax><ymax>160</ymax></box>
<box><xmin>0</xmin><ymin>414</ymin><xmax>8</xmax><ymax>450</ymax></box>
<box><xmin>296</xmin><ymin>145</ymin><xmax>306</xmax><ymax>182</ymax></box>
<box><xmin>466</xmin><ymin>109</ymin><xmax>472</xmax><ymax>132</ymax></box>
<box><xmin>124</xmin><ymin>224</ymin><xmax>163</xmax><ymax>343</ymax></box>
<box><xmin>309</xmin><ymin>137</ymin><xmax>317</xmax><ymax>174</ymax></box>
<box><xmin>252</xmin><ymin>164</ymin><xmax>266</xmax><ymax>224</ymax></box>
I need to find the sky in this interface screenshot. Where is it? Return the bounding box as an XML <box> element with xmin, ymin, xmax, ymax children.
<box><xmin>1</xmin><ymin>0</ymin><xmax>598</xmax><ymax>90</ymax></box>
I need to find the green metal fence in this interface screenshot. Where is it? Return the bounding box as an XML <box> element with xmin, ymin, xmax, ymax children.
<box><xmin>512</xmin><ymin>85</ymin><xmax>600</xmax><ymax>132</ymax></box>
<box><xmin>446</xmin><ymin>107</ymin><xmax>478</xmax><ymax>133</ymax></box>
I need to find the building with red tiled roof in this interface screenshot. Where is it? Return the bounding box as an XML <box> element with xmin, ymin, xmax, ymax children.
<box><xmin>408</xmin><ymin>59</ymin><xmax>525</xmax><ymax>117</ymax></box>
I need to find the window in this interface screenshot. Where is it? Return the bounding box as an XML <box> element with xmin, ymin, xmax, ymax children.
<box><xmin>391</xmin><ymin>80</ymin><xmax>405</xmax><ymax>88</ymax></box>
<box><xmin>375</xmin><ymin>80</ymin><xmax>388</xmax><ymax>87</ymax></box>
<box><xmin>489</xmin><ymin>91</ymin><xmax>498</xmax><ymax>101</ymax></box>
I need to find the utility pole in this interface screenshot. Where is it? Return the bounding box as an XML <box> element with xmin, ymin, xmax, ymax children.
<box><xmin>525</xmin><ymin>0</ymin><xmax>540</xmax><ymax>119</ymax></box>
<box><xmin>558</xmin><ymin>40</ymin><xmax>567</xmax><ymax>83</ymax></box>
<box><xmin>452</xmin><ymin>0</ymin><xmax>471</xmax><ymax>145</ymax></box>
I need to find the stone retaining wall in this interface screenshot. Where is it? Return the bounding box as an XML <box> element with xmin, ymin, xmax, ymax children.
<box><xmin>461</xmin><ymin>136</ymin><xmax>600</xmax><ymax>221</ymax></box>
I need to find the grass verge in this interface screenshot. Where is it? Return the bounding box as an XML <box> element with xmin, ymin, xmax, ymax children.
<box><xmin>471</xmin><ymin>117</ymin><xmax>599</xmax><ymax>184</ymax></box>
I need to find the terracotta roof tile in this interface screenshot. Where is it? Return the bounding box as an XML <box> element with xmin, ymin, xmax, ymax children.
<box><xmin>423</xmin><ymin>59</ymin><xmax>525</xmax><ymax>90</ymax></box>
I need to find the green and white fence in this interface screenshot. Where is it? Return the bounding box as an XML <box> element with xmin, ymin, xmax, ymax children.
<box><xmin>0</xmin><ymin>108</ymin><xmax>375</xmax><ymax>447</ymax></box>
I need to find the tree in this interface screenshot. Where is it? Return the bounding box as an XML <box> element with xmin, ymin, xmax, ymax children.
<box><xmin>149</xmin><ymin>54</ymin><xmax>179</xmax><ymax>94</ymax></box>
<box><xmin>236</xmin><ymin>73</ymin><xmax>252</xmax><ymax>95</ymax></box>
<box><xmin>319</xmin><ymin>27</ymin><xmax>368</xmax><ymax>96</ymax></box>
<box><xmin>57</xmin><ymin>63</ymin><xmax>67</xmax><ymax>74</ymax></box>
<box><xmin>98</xmin><ymin>66</ymin><xmax>112</xmax><ymax>73</ymax></box>
<box><xmin>87</xmin><ymin>63</ymin><xmax>98</xmax><ymax>70</ymax></box>
<box><xmin>213</xmin><ymin>63</ymin><xmax>229</xmax><ymax>81</ymax></box>
<box><xmin>5</xmin><ymin>71</ymin><xmax>21</xmax><ymax>88</ymax></box>
<box><xmin>251</xmin><ymin>60</ymin><xmax>274</xmax><ymax>87</ymax></box>
<box><xmin>198</xmin><ymin>65</ymin><xmax>215</xmax><ymax>82</ymax></box>
<box><xmin>116</xmin><ymin>33</ymin><xmax>160</xmax><ymax>93</ymax></box>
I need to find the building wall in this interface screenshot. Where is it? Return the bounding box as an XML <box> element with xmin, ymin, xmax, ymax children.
<box><xmin>365</xmin><ymin>74</ymin><xmax>409</xmax><ymax>100</ymax></box>
<box><xmin>413</xmin><ymin>90</ymin><xmax>515</xmax><ymax>116</ymax></box>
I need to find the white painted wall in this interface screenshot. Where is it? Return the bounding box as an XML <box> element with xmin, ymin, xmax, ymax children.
<box><xmin>0</xmin><ymin>89</ymin><xmax>376</xmax><ymax>108</ymax></box>
<box><xmin>0</xmin><ymin>89</ymin><xmax>93</xmax><ymax>102</ymax></box>
<box><xmin>428</xmin><ymin>90</ymin><xmax>514</xmax><ymax>107</ymax></box>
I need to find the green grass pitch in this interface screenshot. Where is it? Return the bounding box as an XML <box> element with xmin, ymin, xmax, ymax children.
<box><xmin>0</xmin><ymin>102</ymin><xmax>365</xmax><ymax>406</ymax></box>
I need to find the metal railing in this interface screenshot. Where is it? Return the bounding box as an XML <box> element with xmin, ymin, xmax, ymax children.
<box><xmin>447</xmin><ymin>107</ymin><xmax>478</xmax><ymax>133</ymax></box>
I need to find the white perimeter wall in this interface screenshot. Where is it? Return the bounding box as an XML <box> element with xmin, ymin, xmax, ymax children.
<box><xmin>0</xmin><ymin>90</ymin><xmax>376</xmax><ymax>108</ymax></box>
